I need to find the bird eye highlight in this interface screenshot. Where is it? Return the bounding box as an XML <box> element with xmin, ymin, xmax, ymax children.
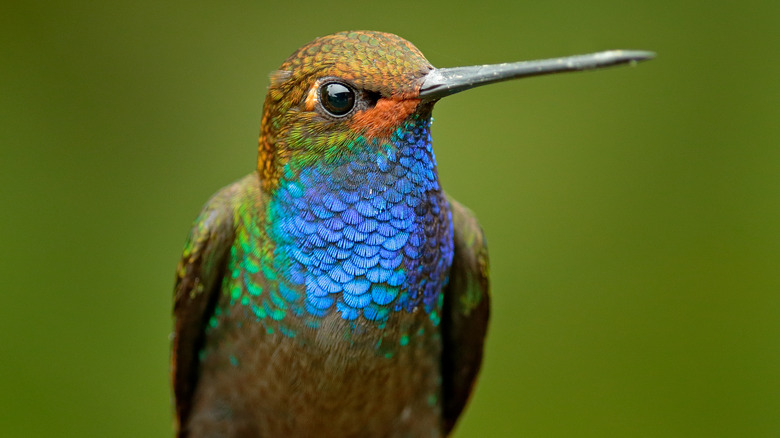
<box><xmin>320</xmin><ymin>82</ymin><xmax>355</xmax><ymax>116</ymax></box>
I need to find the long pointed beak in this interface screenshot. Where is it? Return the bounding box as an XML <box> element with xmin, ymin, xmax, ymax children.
<box><xmin>418</xmin><ymin>50</ymin><xmax>655</xmax><ymax>101</ymax></box>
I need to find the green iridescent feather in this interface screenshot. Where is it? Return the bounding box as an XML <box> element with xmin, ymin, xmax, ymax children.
<box><xmin>441</xmin><ymin>195</ymin><xmax>490</xmax><ymax>433</ymax></box>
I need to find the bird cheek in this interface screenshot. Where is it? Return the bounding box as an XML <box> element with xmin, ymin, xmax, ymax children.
<box><xmin>350</xmin><ymin>98</ymin><xmax>421</xmax><ymax>139</ymax></box>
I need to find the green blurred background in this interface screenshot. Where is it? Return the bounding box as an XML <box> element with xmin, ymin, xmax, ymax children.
<box><xmin>2</xmin><ymin>0</ymin><xmax>778</xmax><ymax>436</ymax></box>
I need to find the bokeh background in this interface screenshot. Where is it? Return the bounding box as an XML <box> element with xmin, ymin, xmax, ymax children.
<box><xmin>2</xmin><ymin>0</ymin><xmax>778</xmax><ymax>436</ymax></box>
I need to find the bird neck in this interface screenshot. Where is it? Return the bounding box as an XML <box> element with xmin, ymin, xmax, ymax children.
<box><xmin>263</xmin><ymin>115</ymin><xmax>454</xmax><ymax>325</ymax></box>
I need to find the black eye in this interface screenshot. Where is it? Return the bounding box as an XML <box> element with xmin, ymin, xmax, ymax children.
<box><xmin>320</xmin><ymin>82</ymin><xmax>355</xmax><ymax>116</ymax></box>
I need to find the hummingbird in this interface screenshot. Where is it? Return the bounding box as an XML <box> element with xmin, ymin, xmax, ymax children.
<box><xmin>172</xmin><ymin>30</ymin><xmax>653</xmax><ymax>438</ymax></box>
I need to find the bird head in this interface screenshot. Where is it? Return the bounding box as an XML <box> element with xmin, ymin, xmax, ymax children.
<box><xmin>257</xmin><ymin>31</ymin><xmax>434</xmax><ymax>189</ymax></box>
<box><xmin>256</xmin><ymin>30</ymin><xmax>654</xmax><ymax>189</ymax></box>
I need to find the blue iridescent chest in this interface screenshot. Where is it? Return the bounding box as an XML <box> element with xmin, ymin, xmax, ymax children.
<box><xmin>267</xmin><ymin>117</ymin><xmax>454</xmax><ymax>325</ymax></box>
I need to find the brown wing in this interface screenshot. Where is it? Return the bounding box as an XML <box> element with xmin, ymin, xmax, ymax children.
<box><xmin>171</xmin><ymin>182</ymin><xmax>240</xmax><ymax>437</ymax></box>
<box><xmin>441</xmin><ymin>195</ymin><xmax>491</xmax><ymax>435</ymax></box>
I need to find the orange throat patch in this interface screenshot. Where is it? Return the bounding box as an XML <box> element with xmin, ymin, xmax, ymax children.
<box><xmin>350</xmin><ymin>98</ymin><xmax>421</xmax><ymax>139</ymax></box>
